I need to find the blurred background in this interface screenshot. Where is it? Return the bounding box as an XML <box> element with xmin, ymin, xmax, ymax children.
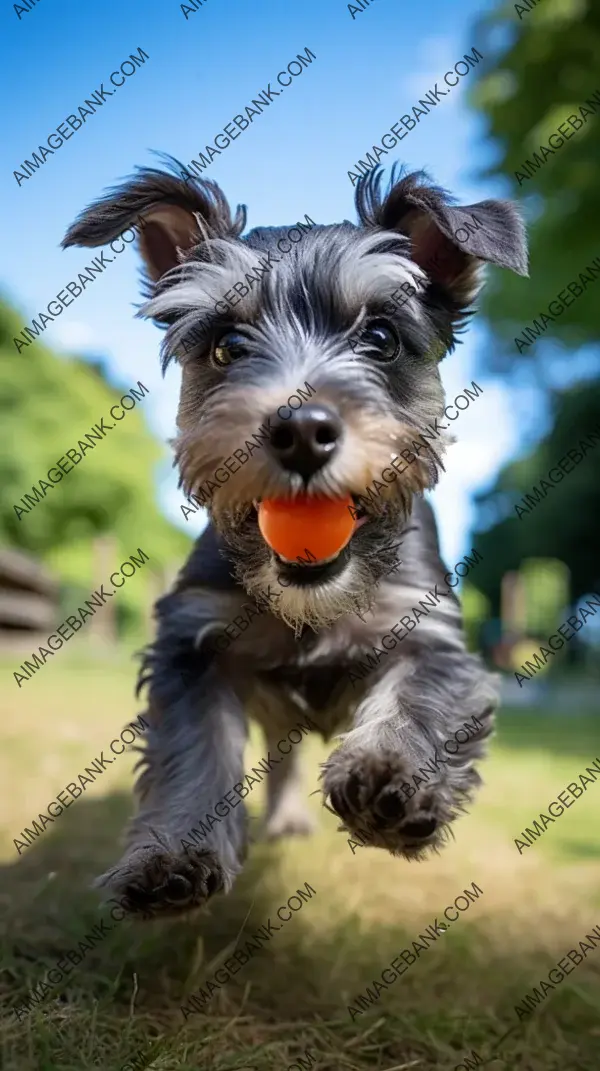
<box><xmin>1</xmin><ymin>0</ymin><xmax>599</xmax><ymax>1069</ymax></box>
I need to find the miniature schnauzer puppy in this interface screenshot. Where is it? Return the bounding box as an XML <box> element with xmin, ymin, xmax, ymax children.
<box><xmin>63</xmin><ymin>160</ymin><xmax>528</xmax><ymax>917</ymax></box>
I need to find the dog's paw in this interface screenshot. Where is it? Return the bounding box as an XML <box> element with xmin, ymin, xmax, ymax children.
<box><xmin>264</xmin><ymin>807</ymin><xmax>317</xmax><ymax>841</ymax></box>
<box><xmin>321</xmin><ymin>747</ymin><xmax>461</xmax><ymax>859</ymax></box>
<box><xmin>94</xmin><ymin>842</ymin><xmax>225</xmax><ymax>919</ymax></box>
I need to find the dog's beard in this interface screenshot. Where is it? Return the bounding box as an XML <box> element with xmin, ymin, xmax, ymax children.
<box><xmin>215</xmin><ymin>499</ymin><xmax>413</xmax><ymax>634</ymax></box>
<box><xmin>250</xmin><ymin>555</ymin><xmax>373</xmax><ymax>634</ymax></box>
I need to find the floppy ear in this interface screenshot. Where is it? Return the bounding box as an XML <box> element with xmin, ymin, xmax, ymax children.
<box><xmin>356</xmin><ymin>167</ymin><xmax>528</xmax><ymax>306</ymax></box>
<box><xmin>62</xmin><ymin>157</ymin><xmax>246</xmax><ymax>283</ymax></box>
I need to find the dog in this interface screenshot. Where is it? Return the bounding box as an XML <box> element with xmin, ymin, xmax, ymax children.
<box><xmin>63</xmin><ymin>159</ymin><xmax>528</xmax><ymax>917</ymax></box>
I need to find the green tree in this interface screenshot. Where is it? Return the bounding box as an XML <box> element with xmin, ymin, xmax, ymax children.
<box><xmin>470</xmin><ymin>0</ymin><xmax>600</xmax><ymax>373</ymax></box>
<box><xmin>0</xmin><ymin>299</ymin><xmax>190</xmax><ymax>628</ymax></box>
<box><xmin>472</xmin><ymin>381</ymin><xmax>600</xmax><ymax>609</ymax></box>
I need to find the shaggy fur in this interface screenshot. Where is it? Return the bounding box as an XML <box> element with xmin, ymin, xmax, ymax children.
<box><xmin>63</xmin><ymin>158</ymin><xmax>528</xmax><ymax>917</ymax></box>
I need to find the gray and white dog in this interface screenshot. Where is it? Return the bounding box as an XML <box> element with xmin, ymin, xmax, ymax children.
<box><xmin>63</xmin><ymin>160</ymin><xmax>528</xmax><ymax>918</ymax></box>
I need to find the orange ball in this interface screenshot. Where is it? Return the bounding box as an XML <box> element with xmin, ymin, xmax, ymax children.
<box><xmin>257</xmin><ymin>495</ymin><xmax>355</xmax><ymax>562</ymax></box>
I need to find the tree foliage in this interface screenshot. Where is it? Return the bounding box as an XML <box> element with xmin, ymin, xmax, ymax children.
<box><xmin>469</xmin><ymin>0</ymin><xmax>600</xmax><ymax>371</ymax></box>
<box><xmin>472</xmin><ymin>381</ymin><xmax>600</xmax><ymax>610</ymax></box>
<box><xmin>0</xmin><ymin>299</ymin><xmax>190</xmax><ymax>615</ymax></box>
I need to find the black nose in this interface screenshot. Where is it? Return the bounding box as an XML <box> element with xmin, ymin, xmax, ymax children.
<box><xmin>266</xmin><ymin>404</ymin><xmax>342</xmax><ymax>480</ymax></box>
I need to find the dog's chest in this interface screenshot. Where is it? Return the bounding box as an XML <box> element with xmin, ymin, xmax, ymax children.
<box><xmin>262</xmin><ymin>662</ymin><xmax>349</xmax><ymax>710</ymax></box>
<box><xmin>245</xmin><ymin>661</ymin><xmax>356</xmax><ymax>740</ymax></box>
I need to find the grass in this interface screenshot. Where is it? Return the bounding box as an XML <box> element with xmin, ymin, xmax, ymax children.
<box><xmin>1</xmin><ymin>655</ymin><xmax>600</xmax><ymax>1070</ymax></box>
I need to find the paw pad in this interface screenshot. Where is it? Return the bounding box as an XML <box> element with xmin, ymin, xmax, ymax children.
<box><xmin>322</xmin><ymin>748</ymin><xmax>457</xmax><ymax>858</ymax></box>
<box><xmin>96</xmin><ymin>843</ymin><xmax>225</xmax><ymax>919</ymax></box>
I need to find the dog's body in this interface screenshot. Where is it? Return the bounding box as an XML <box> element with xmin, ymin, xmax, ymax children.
<box><xmin>64</xmin><ymin>160</ymin><xmax>527</xmax><ymax>917</ymax></box>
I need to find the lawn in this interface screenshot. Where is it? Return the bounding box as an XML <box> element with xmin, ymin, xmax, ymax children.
<box><xmin>1</xmin><ymin>654</ymin><xmax>599</xmax><ymax>1071</ymax></box>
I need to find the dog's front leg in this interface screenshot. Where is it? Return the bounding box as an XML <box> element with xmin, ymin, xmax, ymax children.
<box><xmin>320</xmin><ymin>638</ymin><xmax>498</xmax><ymax>858</ymax></box>
<box><xmin>95</xmin><ymin>599</ymin><xmax>249</xmax><ymax>918</ymax></box>
<box><xmin>264</xmin><ymin>729</ymin><xmax>316</xmax><ymax>840</ymax></box>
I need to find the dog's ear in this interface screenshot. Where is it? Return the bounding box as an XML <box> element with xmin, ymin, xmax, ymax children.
<box><xmin>356</xmin><ymin>168</ymin><xmax>528</xmax><ymax>305</ymax></box>
<box><xmin>62</xmin><ymin>159</ymin><xmax>246</xmax><ymax>283</ymax></box>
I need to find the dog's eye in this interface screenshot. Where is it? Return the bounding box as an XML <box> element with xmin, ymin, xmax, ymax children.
<box><xmin>212</xmin><ymin>331</ymin><xmax>249</xmax><ymax>368</ymax></box>
<box><xmin>361</xmin><ymin>319</ymin><xmax>400</xmax><ymax>361</ymax></box>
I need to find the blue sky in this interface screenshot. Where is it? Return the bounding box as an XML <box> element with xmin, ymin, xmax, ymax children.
<box><xmin>1</xmin><ymin>0</ymin><xmax>545</xmax><ymax>565</ymax></box>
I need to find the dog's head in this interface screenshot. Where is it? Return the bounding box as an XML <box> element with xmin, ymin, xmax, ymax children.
<box><xmin>63</xmin><ymin>159</ymin><xmax>527</xmax><ymax>632</ymax></box>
